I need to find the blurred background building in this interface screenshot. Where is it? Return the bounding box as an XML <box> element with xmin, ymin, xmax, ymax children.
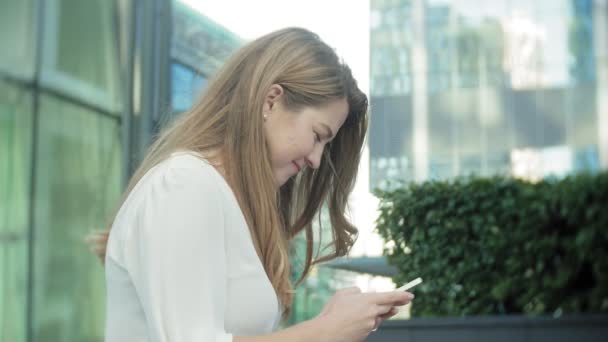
<box><xmin>1</xmin><ymin>0</ymin><xmax>606</xmax><ymax>341</ymax></box>
<box><xmin>369</xmin><ymin>0</ymin><xmax>607</xmax><ymax>188</ymax></box>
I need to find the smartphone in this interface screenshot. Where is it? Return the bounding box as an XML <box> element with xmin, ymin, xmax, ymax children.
<box><xmin>396</xmin><ymin>277</ymin><xmax>423</xmax><ymax>291</ymax></box>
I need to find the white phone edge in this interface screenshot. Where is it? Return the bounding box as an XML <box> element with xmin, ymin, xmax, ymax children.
<box><xmin>396</xmin><ymin>277</ymin><xmax>423</xmax><ymax>291</ymax></box>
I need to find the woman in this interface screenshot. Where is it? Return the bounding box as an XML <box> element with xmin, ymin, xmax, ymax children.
<box><xmin>89</xmin><ymin>27</ymin><xmax>414</xmax><ymax>342</ymax></box>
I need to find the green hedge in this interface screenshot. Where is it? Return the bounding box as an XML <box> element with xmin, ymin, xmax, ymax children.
<box><xmin>375</xmin><ymin>172</ymin><xmax>608</xmax><ymax>317</ymax></box>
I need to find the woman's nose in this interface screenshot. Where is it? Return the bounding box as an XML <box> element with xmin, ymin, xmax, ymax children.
<box><xmin>305</xmin><ymin>145</ymin><xmax>323</xmax><ymax>169</ymax></box>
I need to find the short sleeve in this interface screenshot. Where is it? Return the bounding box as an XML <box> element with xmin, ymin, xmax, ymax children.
<box><xmin>123</xmin><ymin>159</ymin><xmax>233</xmax><ymax>342</ymax></box>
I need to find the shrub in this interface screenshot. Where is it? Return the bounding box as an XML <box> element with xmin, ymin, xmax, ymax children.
<box><xmin>375</xmin><ymin>172</ymin><xmax>608</xmax><ymax>317</ymax></box>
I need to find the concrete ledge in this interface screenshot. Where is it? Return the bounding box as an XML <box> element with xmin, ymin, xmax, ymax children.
<box><xmin>367</xmin><ymin>314</ymin><xmax>608</xmax><ymax>342</ymax></box>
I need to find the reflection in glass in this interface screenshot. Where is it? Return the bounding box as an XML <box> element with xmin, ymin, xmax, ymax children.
<box><xmin>171</xmin><ymin>62</ymin><xmax>208</xmax><ymax>113</ymax></box>
<box><xmin>41</xmin><ymin>0</ymin><xmax>122</xmax><ymax>112</ymax></box>
<box><xmin>288</xmin><ymin>209</ymin><xmax>358</xmax><ymax>325</ymax></box>
<box><xmin>33</xmin><ymin>95</ymin><xmax>122</xmax><ymax>341</ymax></box>
<box><xmin>172</xmin><ymin>1</ymin><xmax>242</xmax><ymax>77</ymax></box>
<box><xmin>0</xmin><ymin>0</ymin><xmax>36</xmax><ymax>79</ymax></box>
<box><xmin>0</xmin><ymin>81</ymin><xmax>33</xmax><ymax>342</ymax></box>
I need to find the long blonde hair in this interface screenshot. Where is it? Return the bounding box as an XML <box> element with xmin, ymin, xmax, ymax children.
<box><xmin>89</xmin><ymin>27</ymin><xmax>368</xmax><ymax>318</ymax></box>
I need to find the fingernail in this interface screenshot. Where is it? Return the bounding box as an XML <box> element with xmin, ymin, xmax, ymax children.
<box><xmin>407</xmin><ymin>293</ymin><xmax>415</xmax><ymax>300</ymax></box>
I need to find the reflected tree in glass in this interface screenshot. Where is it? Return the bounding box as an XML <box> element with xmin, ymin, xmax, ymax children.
<box><xmin>33</xmin><ymin>96</ymin><xmax>122</xmax><ymax>342</ymax></box>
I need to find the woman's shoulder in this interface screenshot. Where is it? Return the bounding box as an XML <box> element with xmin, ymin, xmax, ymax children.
<box><xmin>120</xmin><ymin>150</ymin><xmax>226</xmax><ymax>212</ymax></box>
<box><xmin>151</xmin><ymin>150</ymin><xmax>222</xmax><ymax>186</ymax></box>
<box><xmin>165</xmin><ymin>150</ymin><xmax>214</xmax><ymax>172</ymax></box>
<box><xmin>107</xmin><ymin>150</ymin><xmax>228</xmax><ymax>266</ymax></box>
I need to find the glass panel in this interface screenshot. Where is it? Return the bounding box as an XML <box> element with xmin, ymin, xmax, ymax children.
<box><xmin>288</xmin><ymin>209</ymin><xmax>361</xmax><ymax>325</ymax></box>
<box><xmin>538</xmin><ymin>88</ymin><xmax>567</xmax><ymax>146</ymax></box>
<box><xmin>535</xmin><ymin>0</ymin><xmax>570</xmax><ymax>13</ymax></box>
<box><xmin>567</xmin><ymin>84</ymin><xmax>597</xmax><ymax>148</ymax></box>
<box><xmin>0</xmin><ymin>81</ymin><xmax>32</xmax><ymax>342</ymax></box>
<box><xmin>369</xmin><ymin>95</ymin><xmax>414</xmax><ymax>189</ymax></box>
<box><xmin>455</xmin><ymin>88</ymin><xmax>481</xmax><ymax>155</ymax></box>
<box><xmin>171</xmin><ymin>63</ymin><xmax>195</xmax><ymax>113</ymax></box>
<box><xmin>172</xmin><ymin>1</ymin><xmax>242</xmax><ymax>77</ymax></box>
<box><xmin>507</xmin><ymin>0</ymin><xmax>536</xmax><ymax>17</ymax></box>
<box><xmin>482</xmin><ymin>87</ymin><xmax>511</xmax><ymax>175</ymax></box>
<box><xmin>171</xmin><ymin>62</ymin><xmax>208</xmax><ymax>113</ymax></box>
<box><xmin>509</xmin><ymin>89</ymin><xmax>541</xmax><ymax>148</ymax></box>
<box><xmin>289</xmin><ymin>266</ymin><xmax>356</xmax><ymax>323</ymax></box>
<box><xmin>33</xmin><ymin>95</ymin><xmax>122</xmax><ymax>342</ymax></box>
<box><xmin>569</xmin><ymin>0</ymin><xmax>596</xmax><ymax>84</ymax></box>
<box><xmin>41</xmin><ymin>0</ymin><xmax>122</xmax><ymax>113</ymax></box>
<box><xmin>428</xmin><ymin>90</ymin><xmax>456</xmax><ymax>179</ymax></box>
<box><xmin>536</xmin><ymin>11</ymin><xmax>573</xmax><ymax>88</ymax></box>
<box><xmin>115</xmin><ymin>0</ymin><xmax>133</xmax><ymax>76</ymax></box>
<box><xmin>0</xmin><ymin>0</ymin><xmax>36</xmax><ymax>79</ymax></box>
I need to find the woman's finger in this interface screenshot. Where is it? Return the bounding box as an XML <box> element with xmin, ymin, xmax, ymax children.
<box><xmin>371</xmin><ymin>316</ymin><xmax>381</xmax><ymax>332</ymax></box>
<box><xmin>368</xmin><ymin>291</ymin><xmax>414</xmax><ymax>305</ymax></box>
<box><xmin>375</xmin><ymin>304</ymin><xmax>394</xmax><ymax>316</ymax></box>
<box><xmin>378</xmin><ymin>307</ymin><xmax>399</xmax><ymax>320</ymax></box>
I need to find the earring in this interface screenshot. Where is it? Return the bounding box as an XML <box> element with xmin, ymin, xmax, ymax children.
<box><xmin>263</xmin><ymin>113</ymin><xmax>268</xmax><ymax>121</ymax></box>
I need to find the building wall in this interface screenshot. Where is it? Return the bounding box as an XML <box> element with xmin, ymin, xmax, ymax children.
<box><xmin>170</xmin><ymin>1</ymin><xmax>242</xmax><ymax>114</ymax></box>
<box><xmin>0</xmin><ymin>0</ymin><xmax>125</xmax><ymax>341</ymax></box>
<box><xmin>0</xmin><ymin>0</ymin><xmax>241</xmax><ymax>341</ymax></box>
<box><xmin>370</xmin><ymin>0</ymin><xmax>608</xmax><ymax>189</ymax></box>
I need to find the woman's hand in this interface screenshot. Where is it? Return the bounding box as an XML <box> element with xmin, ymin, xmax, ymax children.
<box><xmin>314</xmin><ymin>287</ymin><xmax>414</xmax><ymax>342</ymax></box>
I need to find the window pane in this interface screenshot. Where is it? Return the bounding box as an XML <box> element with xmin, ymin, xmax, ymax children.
<box><xmin>41</xmin><ymin>0</ymin><xmax>122</xmax><ymax>113</ymax></box>
<box><xmin>33</xmin><ymin>95</ymin><xmax>122</xmax><ymax>342</ymax></box>
<box><xmin>171</xmin><ymin>62</ymin><xmax>208</xmax><ymax>113</ymax></box>
<box><xmin>369</xmin><ymin>95</ymin><xmax>414</xmax><ymax>189</ymax></box>
<box><xmin>0</xmin><ymin>81</ymin><xmax>32</xmax><ymax>342</ymax></box>
<box><xmin>172</xmin><ymin>1</ymin><xmax>242</xmax><ymax>76</ymax></box>
<box><xmin>172</xmin><ymin>62</ymin><xmax>195</xmax><ymax>112</ymax></box>
<box><xmin>0</xmin><ymin>0</ymin><xmax>36</xmax><ymax>79</ymax></box>
<box><xmin>428</xmin><ymin>91</ymin><xmax>456</xmax><ymax>178</ymax></box>
<box><xmin>567</xmin><ymin>84</ymin><xmax>597</xmax><ymax>148</ymax></box>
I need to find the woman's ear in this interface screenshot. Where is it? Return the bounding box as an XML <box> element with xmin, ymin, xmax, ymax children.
<box><xmin>263</xmin><ymin>84</ymin><xmax>284</xmax><ymax>113</ymax></box>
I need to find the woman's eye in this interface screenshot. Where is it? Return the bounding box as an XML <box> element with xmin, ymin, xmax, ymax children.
<box><xmin>314</xmin><ymin>132</ymin><xmax>321</xmax><ymax>142</ymax></box>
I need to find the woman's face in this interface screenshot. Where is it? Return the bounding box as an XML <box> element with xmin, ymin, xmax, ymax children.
<box><xmin>263</xmin><ymin>86</ymin><xmax>348</xmax><ymax>186</ymax></box>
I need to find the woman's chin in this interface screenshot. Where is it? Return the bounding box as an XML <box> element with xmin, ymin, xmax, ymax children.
<box><xmin>275</xmin><ymin>173</ymin><xmax>294</xmax><ymax>187</ymax></box>
<box><xmin>273</xmin><ymin>174</ymin><xmax>286</xmax><ymax>187</ymax></box>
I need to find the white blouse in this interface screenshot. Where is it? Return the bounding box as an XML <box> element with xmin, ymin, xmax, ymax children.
<box><xmin>104</xmin><ymin>151</ymin><xmax>281</xmax><ymax>342</ymax></box>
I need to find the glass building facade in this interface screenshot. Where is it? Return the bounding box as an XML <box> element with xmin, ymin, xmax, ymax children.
<box><xmin>0</xmin><ymin>0</ymin><xmax>240</xmax><ymax>341</ymax></box>
<box><xmin>171</xmin><ymin>2</ymin><xmax>242</xmax><ymax>114</ymax></box>
<box><xmin>1</xmin><ymin>1</ymin><xmax>125</xmax><ymax>341</ymax></box>
<box><xmin>369</xmin><ymin>0</ymin><xmax>608</xmax><ymax>189</ymax></box>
